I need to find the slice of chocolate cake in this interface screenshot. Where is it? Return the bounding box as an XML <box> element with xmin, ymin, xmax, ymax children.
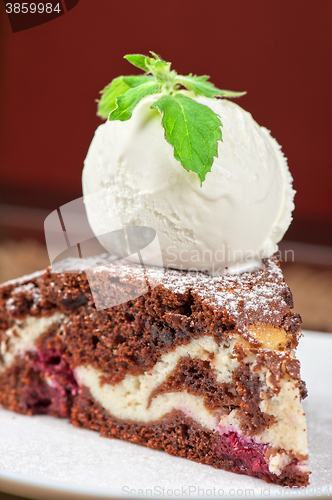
<box><xmin>0</xmin><ymin>256</ymin><xmax>309</xmax><ymax>486</ymax></box>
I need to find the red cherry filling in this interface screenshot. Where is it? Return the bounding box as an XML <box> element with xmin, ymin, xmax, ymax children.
<box><xmin>21</xmin><ymin>347</ymin><xmax>78</xmax><ymax>417</ymax></box>
<box><xmin>214</xmin><ymin>429</ymin><xmax>270</xmax><ymax>474</ymax></box>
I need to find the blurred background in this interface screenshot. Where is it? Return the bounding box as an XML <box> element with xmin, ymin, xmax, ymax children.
<box><xmin>0</xmin><ymin>0</ymin><xmax>332</xmax><ymax>331</ymax></box>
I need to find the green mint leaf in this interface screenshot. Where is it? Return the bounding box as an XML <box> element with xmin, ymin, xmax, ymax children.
<box><xmin>151</xmin><ymin>94</ymin><xmax>222</xmax><ymax>183</ymax></box>
<box><xmin>97</xmin><ymin>76</ymin><xmax>130</xmax><ymax>119</ymax></box>
<box><xmin>124</xmin><ymin>54</ymin><xmax>149</xmax><ymax>72</ymax></box>
<box><xmin>154</xmin><ymin>60</ymin><xmax>169</xmax><ymax>72</ymax></box>
<box><xmin>215</xmin><ymin>89</ymin><xmax>247</xmax><ymax>98</ymax></box>
<box><xmin>149</xmin><ymin>51</ymin><xmax>161</xmax><ymax>60</ymax></box>
<box><xmin>98</xmin><ymin>75</ymin><xmax>155</xmax><ymax>119</ymax></box>
<box><xmin>123</xmin><ymin>75</ymin><xmax>154</xmax><ymax>87</ymax></box>
<box><xmin>124</xmin><ymin>52</ymin><xmax>168</xmax><ymax>78</ymax></box>
<box><xmin>176</xmin><ymin>75</ymin><xmax>246</xmax><ymax>99</ymax></box>
<box><xmin>109</xmin><ymin>81</ymin><xmax>161</xmax><ymax>122</ymax></box>
<box><xmin>143</xmin><ymin>56</ymin><xmax>165</xmax><ymax>75</ymax></box>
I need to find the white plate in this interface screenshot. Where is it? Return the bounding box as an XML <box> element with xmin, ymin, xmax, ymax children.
<box><xmin>0</xmin><ymin>331</ymin><xmax>331</xmax><ymax>500</ymax></box>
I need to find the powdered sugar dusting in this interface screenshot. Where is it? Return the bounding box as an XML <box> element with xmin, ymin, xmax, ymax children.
<box><xmin>1</xmin><ymin>269</ymin><xmax>45</xmax><ymax>288</ymax></box>
<box><xmin>88</xmin><ymin>255</ymin><xmax>291</xmax><ymax>332</ymax></box>
<box><xmin>141</xmin><ymin>257</ymin><xmax>289</xmax><ymax>326</ymax></box>
<box><xmin>2</xmin><ymin>254</ymin><xmax>292</xmax><ymax>340</ymax></box>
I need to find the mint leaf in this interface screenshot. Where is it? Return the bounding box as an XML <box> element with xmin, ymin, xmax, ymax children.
<box><xmin>124</xmin><ymin>54</ymin><xmax>149</xmax><ymax>72</ymax></box>
<box><xmin>151</xmin><ymin>94</ymin><xmax>222</xmax><ymax>183</ymax></box>
<box><xmin>125</xmin><ymin>52</ymin><xmax>172</xmax><ymax>79</ymax></box>
<box><xmin>109</xmin><ymin>81</ymin><xmax>161</xmax><ymax>122</ymax></box>
<box><xmin>149</xmin><ymin>51</ymin><xmax>160</xmax><ymax>60</ymax></box>
<box><xmin>98</xmin><ymin>77</ymin><xmax>130</xmax><ymax>119</ymax></box>
<box><xmin>125</xmin><ymin>53</ymin><xmax>163</xmax><ymax>73</ymax></box>
<box><xmin>215</xmin><ymin>89</ymin><xmax>247</xmax><ymax>98</ymax></box>
<box><xmin>123</xmin><ymin>75</ymin><xmax>154</xmax><ymax>87</ymax></box>
<box><xmin>98</xmin><ymin>76</ymin><xmax>155</xmax><ymax>119</ymax></box>
<box><xmin>176</xmin><ymin>75</ymin><xmax>246</xmax><ymax>99</ymax></box>
<box><xmin>153</xmin><ymin>60</ymin><xmax>171</xmax><ymax>79</ymax></box>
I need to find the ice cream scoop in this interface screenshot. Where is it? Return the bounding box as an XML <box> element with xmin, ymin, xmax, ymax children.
<box><xmin>82</xmin><ymin>94</ymin><xmax>295</xmax><ymax>275</ymax></box>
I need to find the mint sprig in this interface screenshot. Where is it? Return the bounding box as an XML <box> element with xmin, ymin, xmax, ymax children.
<box><xmin>97</xmin><ymin>52</ymin><xmax>245</xmax><ymax>184</ymax></box>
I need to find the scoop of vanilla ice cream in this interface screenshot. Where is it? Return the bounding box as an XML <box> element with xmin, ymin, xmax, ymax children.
<box><xmin>82</xmin><ymin>95</ymin><xmax>295</xmax><ymax>275</ymax></box>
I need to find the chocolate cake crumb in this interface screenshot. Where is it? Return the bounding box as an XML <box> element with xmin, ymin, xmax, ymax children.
<box><xmin>0</xmin><ymin>255</ymin><xmax>309</xmax><ymax>486</ymax></box>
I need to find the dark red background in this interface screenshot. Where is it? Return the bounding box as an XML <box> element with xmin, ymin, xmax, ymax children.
<box><xmin>1</xmin><ymin>0</ymin><xmax>332</xmax><ymax>243</ymax></box>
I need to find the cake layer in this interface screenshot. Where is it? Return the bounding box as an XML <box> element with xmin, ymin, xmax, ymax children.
<box><xmin>0</xmin><ymin>256</ymin><xmax>309</xmax><ymax>486</ymax></box>
<box><xmin>71</xmin><ymin>387</ymin><xmax>309</xmax><ymax>487</ymax></box>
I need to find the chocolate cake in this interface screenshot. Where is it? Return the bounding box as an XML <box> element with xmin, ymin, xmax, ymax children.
<box><xmin>0</xmin><ymin>255</ymin><xmax>309</xmax><ymax>486</ymax></box>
